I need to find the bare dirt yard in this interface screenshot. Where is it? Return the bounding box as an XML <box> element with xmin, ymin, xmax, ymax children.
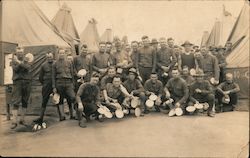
<box><xmin>0</xmin><ymin>110</ymin><xmax>249</xmax><ymax>157</ymax></box>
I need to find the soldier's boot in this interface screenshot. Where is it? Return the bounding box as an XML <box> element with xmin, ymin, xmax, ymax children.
<box><xmin>77</xmin><ymin>109</ymin><xmax>86</xmax><ymax>128</ymax></box>
<box><xmin>69</xmin><ymin>103</ymin><xmax>76</xmax><ymax>120</ymax></box>
<box><xmin>19</xmin><ymin>108</ymin><xmax>27</xmax><ymax>126</ymax></box>
<box><xmin>33</xmin><ymin>107</ymin><xmax>46</xmax><ymax>125</ymax></box>
<box><xmin>57</xmin><ymin>104</ymin><xmax>66</xmax><ymax>121</ymax></box>
<box><xmin>11</xmin><ymin>109</ymin><xmax>18</xmax><ymax>129</ymax></box>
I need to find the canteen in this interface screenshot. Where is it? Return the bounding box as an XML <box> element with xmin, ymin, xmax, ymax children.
<box><xmin>203</xmin><ymin>102</ymin><xmax>209</xmax><ymax>110</ymax></box>
<box><xmin>146</xmin><ymin>99</ymin><xmax>154</xmax><ymax>108</ymax></box>
<box><xmin>222</xmin><ymin>95</ymin><xmax>230</xmax><ymax>104</ymax></box>
<box><xmin>131</xmin><ymin>97</ymin><xmax>140</xmax><ymax>108</ymax></box>
<box><xmin>210</xmin><ymin>77</ymin><xmax>219</xmax><ymax>85</ymax></box>
<box><xmin>162</xmin><ymin>72</ymin><xmax>168</xmax><ymax>77</ymax></box>
<box><xmin>190</xmin><ymin>68</ymin><xmax>196</xmax><ymax>76</ymax></box>
<box><xmin>52</xmin><ymin>93</ymin><xmax>60</xmax><ymax>105</ymax></box>
<box><xmin>115</xmin><ymin>109</ymin><xmax>124</xmax><ymax>118</ymax></box>
<box><xmin>186</xmin><ymin>106</ymin><xmax>196</xmax><ymax>113</ymax></box>
<box><xmin>168</xmin><ymin>109</ymin><xmax>176</xmax><ymax>117</ymax></box>
<box><xmin>134</xmin><ymin>108</ymin><xmax>141</xmax><ymax>117</ymax></box>
<box><xmin>175</xmin><ymin>108</ymin><xmax>183</xmax><ymax>116</ymax></box>
<box><xmin>104</xmin><ymin>111</ymin><xmax>113</xmax><ymax>119</ymax></box>
<box><xmin>149</xmin><ymin>94</ymin><xmax>157</xmax><ymax>101</ymax></box>
<box><xmin>194</xmin><ymin>103</ymin><xmax>203</xmax><ymax>110</ymax></box>
<box><xmin>117</xmin><ymin>68</ymin><xmax>123</xmax><ymax>74</ymax></box>
<box><xmin>25</xmin><ymin>53</ymin><xmax>34</xmax><ymax>63</ymax></box>
<box><xmin>77</xmin><ymin>69</ymin><xmax>87</xmax><ymax>77</ymax></box>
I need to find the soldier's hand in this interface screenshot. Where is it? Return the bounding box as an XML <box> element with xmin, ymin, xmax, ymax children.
<box><xmin>53</xmin><ymin>88</ymin><xmax>57</xmax><ymax>94</ymax></box>
<box><xmin>105</xmin><ymin>99</ymin><xmax>110</xmax><ymax>104</ymax></box>
<box><xmin>225</xmin><ymin>91</ymin><xmax>230</xmax><ymax>95</ymax></box>
<box><xmin>195</xmin><ymin>101</ymin><xmax>199</xmax><ymax>104</ymax></box>
<box><xmin>78</xmin><ymin>102</ymin><xmax>84</xmax><ymax>111</ymax></box>
<box><xmin>195</xmin><ymin>88</ymin><xmax>202</xmax><ymax>93</ymax></box>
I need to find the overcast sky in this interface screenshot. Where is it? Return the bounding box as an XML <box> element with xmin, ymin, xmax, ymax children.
<box><xmin>35</xmin><ymin>0</ymin><xmax>245</xmax><ymax>45</ymax></box>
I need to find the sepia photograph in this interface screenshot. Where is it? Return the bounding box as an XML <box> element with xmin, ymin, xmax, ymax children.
<box><xmin>0</xmin><ymin>0</ymin><xmax>249</xmax><ymax>157</ymax></box>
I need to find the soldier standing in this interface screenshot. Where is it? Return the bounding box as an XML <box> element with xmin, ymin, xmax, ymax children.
<box><xmin>10</xmin><ymin>47</ymin><xmax>32</xmax><ymax>129</ymax></box>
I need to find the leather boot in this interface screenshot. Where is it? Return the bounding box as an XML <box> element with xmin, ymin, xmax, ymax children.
<box><xmin>57</xmin><ymin>104</ymin><xmax>65</xmax><ymax>121</ymax></box>
<box><xmin>19</xmin><ymin>107</ymin><xmax>27</xmax><ymax>125</ymax></box>
<box><xmin>77</xmin><ymin>109</ymin><xmax>86</xmax><ymax>128</ymax></box>
<box><xmin>11</xmin><ymin>110</ymin><xmax>18</xmax><ymax>129</ymax></box>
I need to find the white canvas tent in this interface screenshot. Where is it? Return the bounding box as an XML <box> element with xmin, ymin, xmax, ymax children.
<box><xmin>1</xmin><ymin>0</ymin><xmax>70</xmax><ymax>47</ymax></box>
<box><xmin>206</xmin><ymin>6</ymin><xmax>235</xmax><ymax>47</ymax></box>
<box><xmin>200</xmin><ymin>31</ymin><xmax>210</xmax><ymax>47</ymax></box>
<box><xmin>80</xmin><ymin>18</ymin><xmax>100</xmax><ymax>53</ymax></box>
<box><xmin>100</xmin><ymin>28</ymin><xmax>113</xmax><ymax>43</ymax></box>
<box><xmin>226</xmin><ymin>2</ymin><xmax>249</xmax><ymax>99</ymax></box>
<box><xmin>51</xmin><ymin>3</ymin><xmax>80</xmax><ymax>49</ymax></box>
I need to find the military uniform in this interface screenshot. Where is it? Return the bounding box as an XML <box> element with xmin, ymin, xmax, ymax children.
<box><xmin>104</xmin><ymin>83</ymin><xmax>125</xmax><ymax>110</ymax></box>
<box><xmin>181</xmin><ymin>75</ymin><xmax>195</xmax><ymax>87</ymax></box>
<box><xmin>189</xmin><ymin>80</ymin><xmax>215</xmax><ymax>113</ymax></box>
<box><xmin>179</xmin><ymin>52</ymin><xmax>197</xmax><ymax>70</ymax></box>
<box><xmin>216</xmin><ymin>81</ymin><xmax>240</xmax><ymax>112</ymax></box>
<box><xmin>52</xmin><ymin>59</ymin><xmax>76</xmax><ymax>119</ymax></box>
<box><xmin>11</xmin><ymin>60</ymin><xmax>32</xmax><ymax>110</ymax></box>
<box><xmin>32</xmin><ymin>61</ymin><xmax>54</xmax><ymax>124</ymax></box>
<box><xmin>214</xmin><ymin>53</ymin><xmax>227</xmax><ymax>83</ymax></box>
<box><xmin>73</xmin><ymin>55</ymin><xmax>92</xmax><ymax>91</ymax></box>
<box><xmin>92</xmin><ymin>51</ymin><xmax>112</xmax><ymax>76</ymax></box>
<box><xmin>113</xmin><ymin>50</ymin><xmax>133</xmax><ymax>81</ymax></box>
<box><xmin>156</xmin><ymin>47</ymin><xmax>177</xmax><ymax>85</ymax></box>
<box><xmin>199</xmin><ymin>53</ymin><xmax>219</xmax><ymax>81</ymax></box>
<box><xmin>137</xmin><ymin>46</ymin><xmax>157</xmax><ymax>83</ymax></box>
<box><xmin>165</xmin><ymin>77</ymin><xmax>189</xmax><ymax>110</ymax></box>
<box><xmin>76</xmin><ymin>82</ymin><xmax>101</xmax><ymax>118</ymax></box>
<box><xmin>11</xmin><ymin>57</ymin><xmax>32</xmax><ymax>128</ymax></box>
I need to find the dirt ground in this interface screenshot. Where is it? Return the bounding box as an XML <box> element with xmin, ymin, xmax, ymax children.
<box><xmin>0</xmin><ymin>110</ymin><xmax>249</xmax><ymax>157</ymax></box>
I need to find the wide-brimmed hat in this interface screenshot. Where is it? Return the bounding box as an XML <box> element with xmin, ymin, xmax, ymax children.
<box><xmin>193</xmin><ymin>45</ymin><xmax>199</xmax><ymax>49</ymax></box>
<box><xmin>193</xmin><ymin>69</ymin><xmax>205</xmax><ymax>77</ymax></box>
<box><xmin>181</xmin><ymin>41</ymin><xmax>193</xmax><ymax>47</ymax></box>
<box><xmin>128</xmin><ymin>68</ymin><xmax>138</xmax><ymax>76</ymax></box>
<box><xmin>151</xmin><ymin>38</ymin><xmax>158</xmax><ymax>44</ymax></box>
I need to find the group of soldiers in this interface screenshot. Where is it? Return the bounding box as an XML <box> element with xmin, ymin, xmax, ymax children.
<box><xmin>10</xmin><ymin>36</ymin><xmax>240</xmax><ymax>129</ymax></box>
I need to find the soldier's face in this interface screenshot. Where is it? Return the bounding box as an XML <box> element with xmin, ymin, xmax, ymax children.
<box><xmin>184</xmin><ymin>45</ymin><xmax>191</xmax><ymax>52</ymax></box>
<box><xmin>182</xmin><ymin>68</ymin><xmax>189</xmax><ymax>76</ymax></box>
<box><xmin>159</xmin><ymin>39</ymin><xmax>167</xmax><ymax>48</ymax></box>
<box><xmin>226</xmin><ymin>74</ymin><xmax>233</xmax><ymax>83</ymax></box>
<box><xmin>131</xmin><ymin>43</ymin><xmax>138</xmax><ymax>51</ymax></box>
<box><xmin>172</xmin><ymin>70</ymin><xmax>180</xmax><ymax>78</ymax></box>
<box><xmin>58</xmin><ymin>50</ymin><xmax>66</xmax><ymax>59</ymax></box>
<box><xmin>106</xmin><ymin>44</ymin><xmax>112</xmax><ymax>53</ymax></box>
<box><xmin>125</xmin><ymin>46</ymin><xmax>131</xmax><ymax>52</ymax></box>
<box><xmin>47</xmin><ymin>53</ymin><xmax>53</xmax><ymax>62</ymax></box>
<box><xmin>200</xmin><ymin>47</ymin><xmax>207</xmax><ymax>55</ymax></box>
<box><xmin>113</xmin><ymin>78</ymin><xmax>121</xmax><ymax>87</ymax></box>
<box><xmin>16</xmin><ymin>50</ymin><xmax>24</xmax><ymax>60</ymax></box>
<box><xmin>80</xmin><ymin>47</ymin><xmax>88</xmax><ymax>55</ymax></box>
<box><xmin>150</xmin><ymin>74</ymin><xmax>158</xmax><ymax>83</ymax></box>
<box><xmin>108</xmin><ymin>68</ymin><xmax>116</xmax><ymax>77</ymax></box>
<box><xmin>128</xmin><ymin>73</ymin><xmax>136</xmax><ymax>80</ymax></box>
<box><xmin>91</xmin><ymin>77</ymin><xmax>99</xmax><ymax>85</ymax></box>
<box><xmin>168</xmin><ymin>40</ymin><xmax>174</xmax><ymax>47</ymax></box>
<box><xmin>142</xmin><ymin>38</ymin><xmax>150</xmax><ymax>47</ymax></box>
<box><xmin>99</xmin><ymin>44</ymin><xmax>106</xmax><ymax>52</ymax></box>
